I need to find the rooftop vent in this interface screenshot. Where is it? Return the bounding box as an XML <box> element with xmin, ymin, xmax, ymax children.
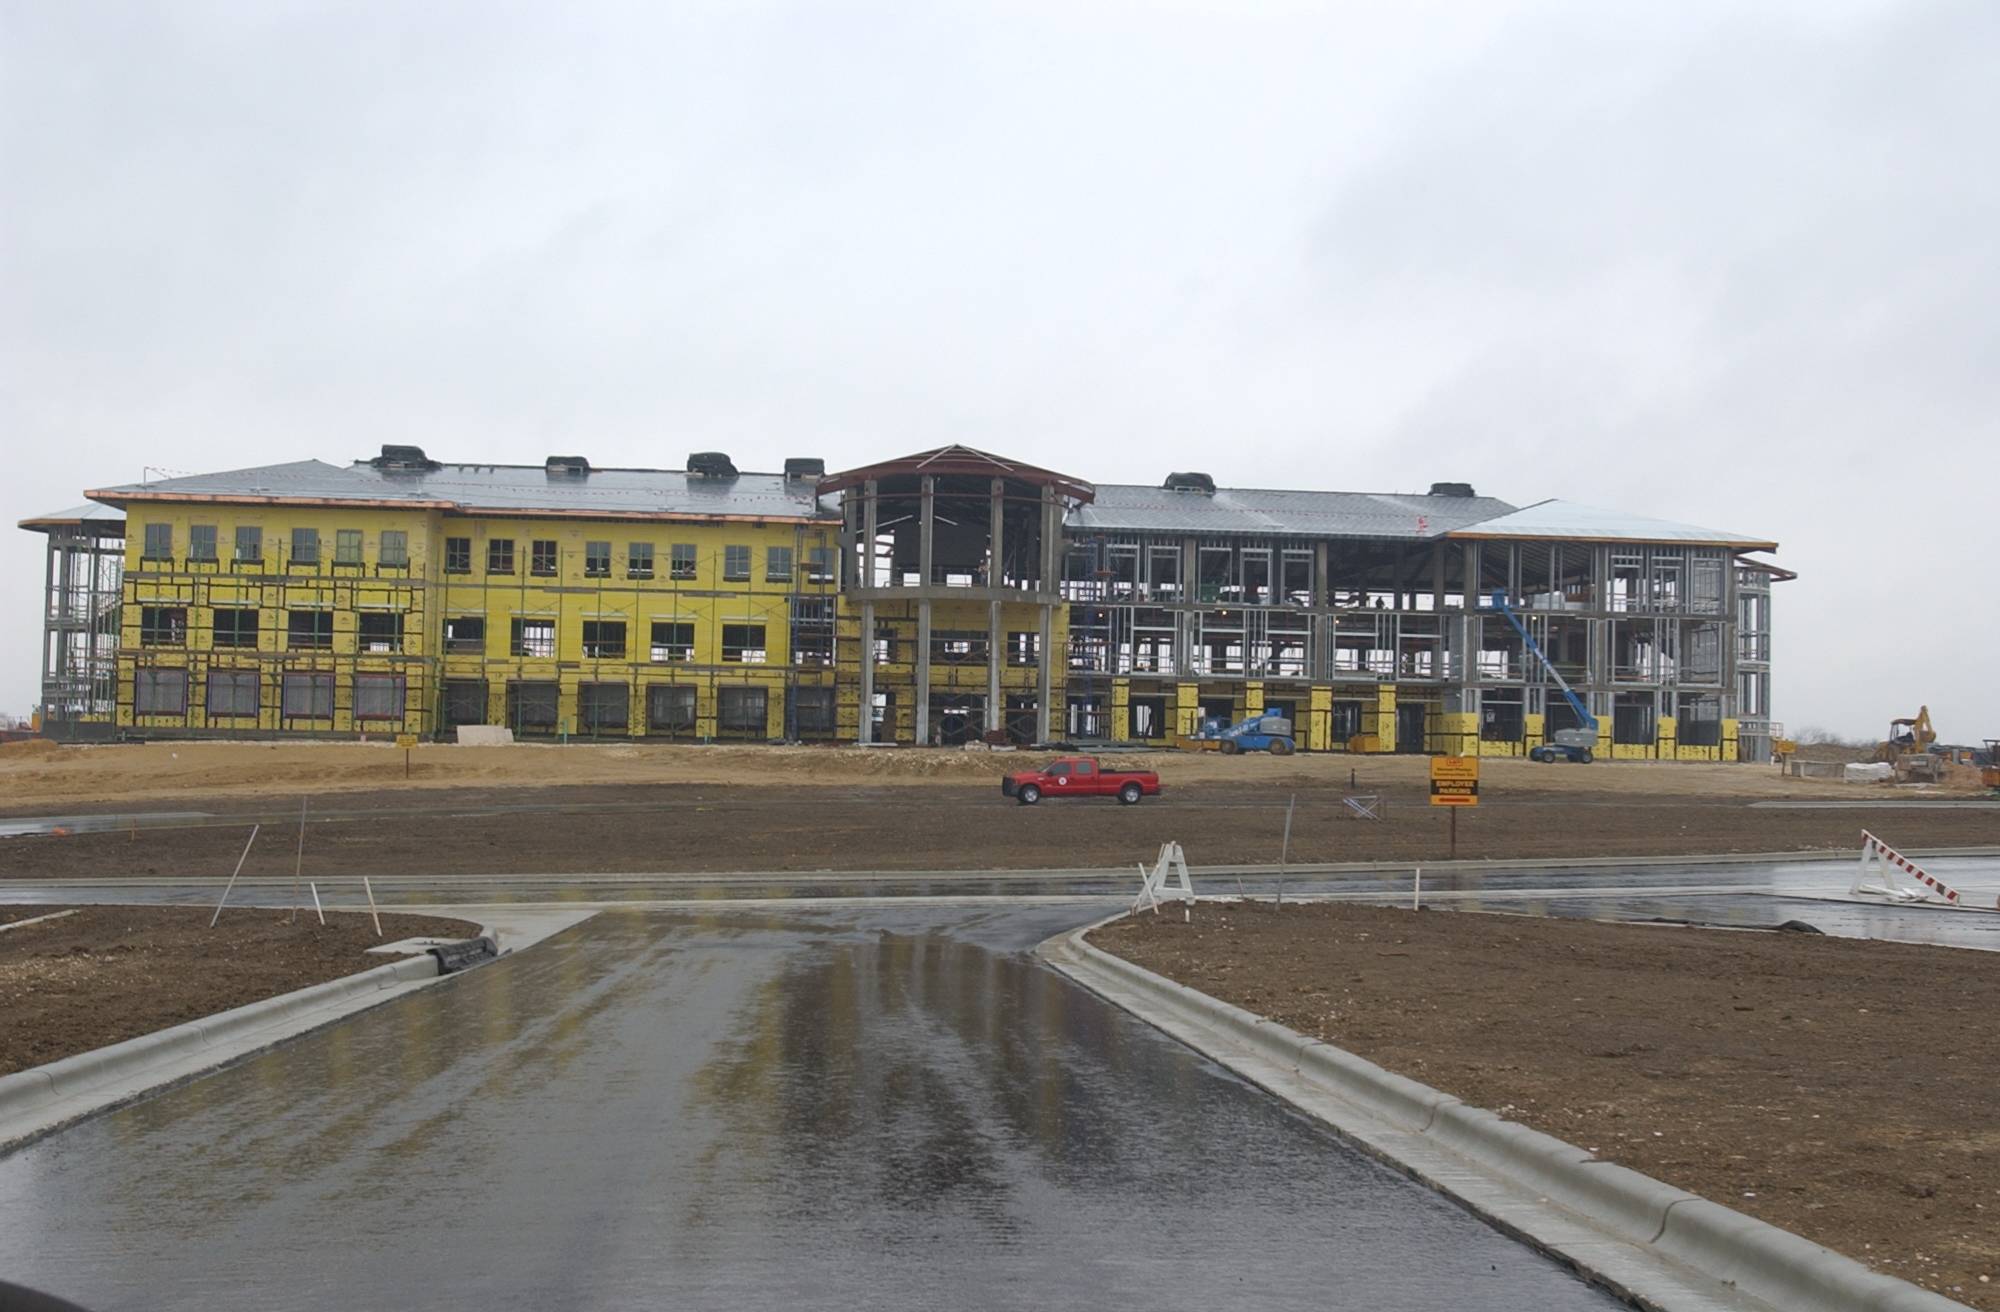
<box><xmin>1164</xmin><ymin>471</ymin><xmax>1215</xmax><ymax>495</ymax></box>
<box><xmin>784</xmin><ymin>456</ymin><xmax>826</xmax><ymax>481</ymax></box>
<box><xmin>545</xmin><ymin>455</ymin><xmax>591</xmax><ymax>477</ymax></box>
<box><xmin>687</xmin><ymin>451</ymin><xmax>738</xmax><ymax>479</ymax></box>
<box><xmin>1428</xmin><ymin>481</ymin><xmax>1476</xmax><ymax>498</ymax></box>
<box><xmin>371</xmin><ymin>444</ymin><xmax>440</xmax><ymax>472</ymax></box>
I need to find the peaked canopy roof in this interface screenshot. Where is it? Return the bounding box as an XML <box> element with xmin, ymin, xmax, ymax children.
<box><xmin>818</xmin><ymin>445</ymin><xmax>1095</xmax><ymax>502</ymax></box>
<box><xmin>18</xmin><ymin>502</ymin><xmax>128</xmax><ymax>536</ymax></box>
<box><xmin>1447</xmin><ymin>499</ymin><xmax>1778</xmax><ymax>551</ymax></box>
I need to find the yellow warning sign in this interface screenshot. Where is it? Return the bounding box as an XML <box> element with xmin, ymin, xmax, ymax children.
<box><xmin>1429</xmin><ymin>755</ymin><xmax>1479</xmax><ymax>806</ymax></box>
<box><xmin>395</xmin><ymin>734</ymin><xmax>418</xmax><ymax>750</ymax></box>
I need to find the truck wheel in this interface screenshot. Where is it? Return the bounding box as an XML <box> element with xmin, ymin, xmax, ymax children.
<box><xmin>1577</xmin><ymin>748</ymin><xmax>1594</xmax><ymax>764</ymax></box>
<box><xmin>1269</xmin><ymin>739</ymin><xmax>1293</xmax><ymax>755</ymax></box>
<box><xmin>1529</xmin><ymin>747</ymin><xmax>1547</xmax><ymax>763</ymax></box>
<box><xmin>1017</xmin><ymin>783</ymin><xmax>1042</xmax><ymax>805</ymax></box>
<box><xmin>1118</xmin><ymin>782</ymin><xmax>1142</xmax><ymax>805</ymax></box>
<box><xmin>1219</xmin><ymin>740</ymin><xmax>1239</xmax><ymax>755</ymax></box>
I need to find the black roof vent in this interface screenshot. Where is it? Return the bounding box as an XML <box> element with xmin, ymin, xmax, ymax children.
<box><xmin>544</xmin><ymin>455</ymin><xmax>591</xmax><ymax>477</ymax></box>
<box><xmin>371</xmin><ymin>444</ymin><xmax>440</xmax><ymax>472</ymax></box>
<box><xmin>1164</xmin><ymin>471</ymin><xmax>1215</xmax><ymax>495</ymax></box>
<box><xmin>1428</xmin><ymin>481</ymin><xmax>1476</xmax><ymax>498</ymax></box>
<box><xmin>784</xmin><ymin>457</ymin><xmax>826</xmax><ymax>481</ymax></box>
<box><xmin>687</xmin><ymin>451</ymin><xmax>738</xmax><ymax>479</ymax></box>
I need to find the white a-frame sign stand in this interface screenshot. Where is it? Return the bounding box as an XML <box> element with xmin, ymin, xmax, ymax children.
<box><xmin>1133</xmin><ymin>841</ymin><xmax>1194</xmax><ymax>913</ymax></box>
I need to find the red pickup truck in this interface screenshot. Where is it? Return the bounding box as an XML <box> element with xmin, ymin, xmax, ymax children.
<box><xmin>1001</xmin><ymin>755</ymin><xmax>1161</xmax><ymax>806</ymax></box>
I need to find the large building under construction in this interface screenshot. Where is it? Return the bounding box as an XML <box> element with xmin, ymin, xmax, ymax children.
<box><xmin>22</xmin><ymin>444</ymin><xmax>1789</xmax><ymax>760</ymax></box>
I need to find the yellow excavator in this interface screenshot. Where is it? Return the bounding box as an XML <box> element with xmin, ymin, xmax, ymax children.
<box><xmin>1874</xmin><ymin>706</ymin><xmax>1937</xmax><ymax>764</ymax></box>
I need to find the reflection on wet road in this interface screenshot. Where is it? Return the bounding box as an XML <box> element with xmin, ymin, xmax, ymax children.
<box><xmin>0</xmin><ymin>905</ymin><xmax>1621</xmax><ymax>1311</ymax></box>
<box><xmin>10</xmin><ymin>855</ymin><xmax>1999</xmax><ymax>949</ymax></box>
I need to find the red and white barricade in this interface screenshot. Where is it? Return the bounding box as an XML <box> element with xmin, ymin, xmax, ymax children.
<box><xmin>1850</xmin><ymin>830</ymin><xmax>1963</xmax><ymax>906</ymax></box>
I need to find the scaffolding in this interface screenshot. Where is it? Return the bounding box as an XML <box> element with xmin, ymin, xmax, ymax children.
<box><xmin>27</xmin><ymin>511</ymin><xmax>125</xmax><ymax>734</ymax></box>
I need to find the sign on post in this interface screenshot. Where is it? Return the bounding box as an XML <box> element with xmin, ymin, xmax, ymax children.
<box><xmin>396</xmin><ymin>733</ymin><xmax>418</xmax><ymax>778</ymax></box>
<box><xmin>1429</xmin><ymin>755</ymin><xmax>1479</xmax><ymax>806</ymax></box>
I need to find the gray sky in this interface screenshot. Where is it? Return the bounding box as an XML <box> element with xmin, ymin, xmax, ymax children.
<box><xmin>4</xmin><ymin>0</ymin><xmax>1995</xmax><ymax>740</ymax></box>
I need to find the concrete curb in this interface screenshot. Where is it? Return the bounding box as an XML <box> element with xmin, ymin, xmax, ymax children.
<box><xmin>1040</xmin><ymin>919</ymin><xmax>1972</xmax><ymax>1312</ymax></box>
<box><xmin>0</xmin><ymin>949</ymin><xmax>451</xmax><ymax>1156</ymax></box>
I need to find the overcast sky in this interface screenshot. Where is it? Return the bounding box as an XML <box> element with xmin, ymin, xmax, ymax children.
<box><xmin>4</xmin><ymin>0</ymin><xmax>1995</xmax><ymax>740</ymax></box>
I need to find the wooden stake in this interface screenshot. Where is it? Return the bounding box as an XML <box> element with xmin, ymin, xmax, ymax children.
<box><xmin>290</xmin><ymin>797</ymin><xmax>307</xmax><ymax>924</ymax></box>
<box><xmin>362</xmin><ymin>875</ymin><xmax>382</xmax><ymax>939</ymax></box>
<box><xmin>209</xmin><ymin>824</ymin><xmax>261</xmax><ymax>928</ymax></box>
<box><xmin>309</xmin><ymin>881</ymin><xmax>325</xmax><ymax>925</ymax></box>
<box><xmin>1277</xmin><ymin>793</ymin><xmax>1296</xmax><ymax>909</ymax></box>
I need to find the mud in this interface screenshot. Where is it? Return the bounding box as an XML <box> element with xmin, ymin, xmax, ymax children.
<box><xmin>1</xmin><ymin>904</ymin><xmax>479</xmax><ymax>1075</ymax></box>
<box><xmin>0</xmin><ymin>779</ymin><xmax>1994</xmax><ymax>880</ymax></box>
<box><xmin>1094</xmin><ymin>901</ymin><xmax>2000</xmax><ymax>1307</ymax></box>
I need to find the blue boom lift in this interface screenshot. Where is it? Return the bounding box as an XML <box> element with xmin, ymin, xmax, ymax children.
<box><xmin>1489</xmin><ymin>590</ymin><xmax>1600</xmax><ymax>763</ymax></box>
<box><xmin>1195</xmin><ymin>710</ymin><xmax>1296</xmax><ymax>755</ymax></box>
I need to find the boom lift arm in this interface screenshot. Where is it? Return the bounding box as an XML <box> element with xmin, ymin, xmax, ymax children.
<box><xmin>1489</xmin><ymin>590</ymin><xmax>1600</xmax><ymax>762</ymax></box>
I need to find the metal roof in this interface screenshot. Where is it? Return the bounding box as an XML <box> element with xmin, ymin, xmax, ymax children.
<box><xmin>1734</xmin><ymin>555</ymin><xmax>1799</xmax><ymax>581</ymax></box>
<box><xmin>18</xmin><ymin>502</ymin><xmax>128</xmax><ymax>535</ymax></box>
<box><xmin>86</xmin><ymin>459</ymin><xmax>833</xmax><ymax>524</ymax></box>
<box><xmin>1069</xmin><ymin>484</ymin><xmax>1518</xmax><ymax>540</ymax></box>
<box><xmin>1447</xmin><ymin>499</ymin><xmax>1778</xmax><ymax>550</ymax></box>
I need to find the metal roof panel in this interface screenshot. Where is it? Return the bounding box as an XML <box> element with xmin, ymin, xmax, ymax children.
<box><xmin>1070</xmin><ymin>484</ymin><xmax>1517</xmax><ymax>539</ymax></box>
<box><xmin>86</xmin><ymin>460</ymin><xmax>833</xmax><ymax>522</ymax></box>
<box><xmin>1448</xmin><ymin>499</ymin><xmax>1777</xmax><ymax>550</ymax></box>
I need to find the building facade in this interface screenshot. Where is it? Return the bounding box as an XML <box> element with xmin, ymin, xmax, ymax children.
<box><xmin>22</xmin><ymin>444</ymin><xmax>1787</xmax><ymax>759</ymax></box>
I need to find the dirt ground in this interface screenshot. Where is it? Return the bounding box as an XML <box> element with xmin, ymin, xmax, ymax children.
<box><xmin>1093</xmin><ymin>902</ymin><xmax>2000</xmax><ymax>1308</ymax></box>
<box><xmin>0</xmin><ymin>772</ymin><xmax>1995</xmax><ymax>881</ymax></box>
<box><xmin>1</xmin><ymin>737</ymin><xmax>1958</xmax><ymax>806</ymax></box>
<box><xmin>0</xmin><ymin>904</ymin><xmax>480</xmax><ymax>1076</ymax></box>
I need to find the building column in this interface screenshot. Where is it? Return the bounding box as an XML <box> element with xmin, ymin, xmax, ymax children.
<box><xmin>986</xmin><ymin>600</ymin><xmax>1003</xmax><ymax>735</ymax></box>
<box><xmin>1036</xmin><ymin>484</ymin><xmax>1059</xmax><ymax>743</ymax></box>
<box><xmin>862</xmin><ymin>479</ymin><xmax>879</xmax><ymax>587</ymax></box>
<box><xmin>916</xmin><ymin>599</ymin><xmax>932</xmax><ymax>745</ymax></box>
<box><xmin>841</xmin><ymin>488</ymin><xmax>859</xmax><ymax>595</ymax></box>
<box><xmin>916</xmin><ymin>476</ymin><xmax>934</xmax><ymax>744</ymax></box>
<box><xmin>919</xmin><ymin>475</ymin><xmax>935</xmax><ymax>588</ymax></box>
<box><xmin>1036</xmin><ymin>603</ymin><xmax>1053</xmax><ymax>743</ymax></box>
<box><xmin>1178</xmin><ymin>536</ymin><xmax>1198</xmax><ymax>675</ymax></box>
<box><xmin>986</xmin><ymin>478</ymin><xmax>1004</xmax><ymax>734</ymax></box>
<box><xmin>858</xmin><ymin>599</ymin><xmax>875</xmax><ymax>745</ymax></box>
<box><xmin>989</xmin><ymin>477</ymin><xmax>1005</xmax><ymax>588</ymax></box>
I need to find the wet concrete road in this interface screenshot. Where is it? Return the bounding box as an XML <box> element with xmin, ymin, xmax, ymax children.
<box><xmin>10</xmin><ymin>854</ymin><xmax>2000</xmax><ymax>949</ymax></box>
<box><xmin>0</xmin><ymin>904</ymin><xmax>1624</xmax><ymax>1311</ymax></box>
